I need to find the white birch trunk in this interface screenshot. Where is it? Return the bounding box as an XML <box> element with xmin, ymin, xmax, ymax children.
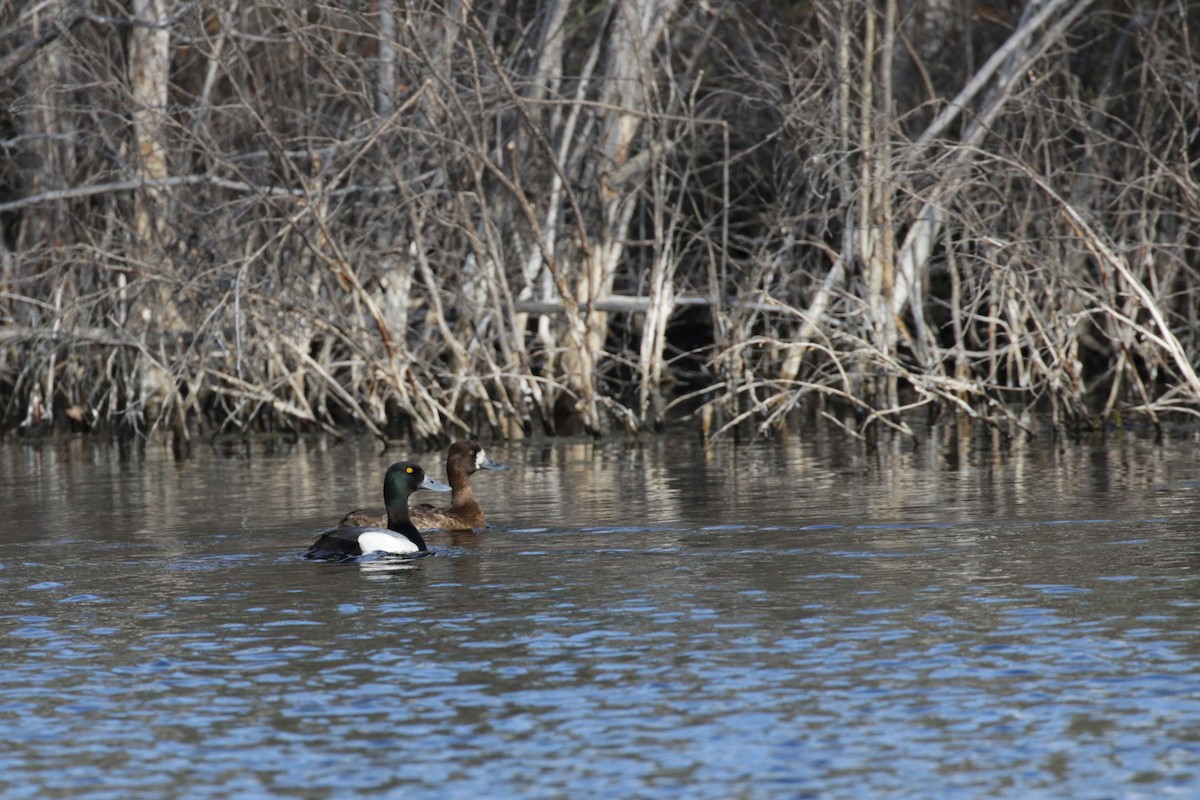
<box><xmin>559</xmin><ymin>0</ymin><xmax>680</xmax><ymax>432</ymax></box>
<box><xmin>126</xmin><ymin>0</ymin><xmax>183</xmax><ymax>431</ymax></box>
<box><xmin>129</xmin><ymin>0</ymin><xmax>171</xmax><ymax>248</ymax></box>
<box><xmin>376</xmin><ymin>0</ymin><xmax>396</xmax><ymax>115</ymax></box>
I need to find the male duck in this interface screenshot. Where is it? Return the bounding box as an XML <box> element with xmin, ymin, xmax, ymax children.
<box><xmin>339</xmin><ymin>440</ymin><xmax>508</xmax><ymax>531</ymax></box>
<box><xmin>307</xmin><ymin>462</ymin><xmax>451</xmax><ymax>560</ymax></box>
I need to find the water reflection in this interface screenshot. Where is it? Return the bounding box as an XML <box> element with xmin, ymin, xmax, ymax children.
<box><xmin>2</xmin><ymin>425</ymin><xmax>1200</xmax><ymax>798</ymax></box>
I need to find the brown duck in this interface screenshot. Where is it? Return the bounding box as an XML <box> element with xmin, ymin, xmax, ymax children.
<box><xmin>339</xmin><ymin>440</ymin><xmax>508</xmax><ymax>531</ymax></box>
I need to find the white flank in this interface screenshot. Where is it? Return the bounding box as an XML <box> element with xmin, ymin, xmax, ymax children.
<box><xmin>356</xmin><ymin>530</ymin><xmax>419</xmax><ymax>555</ymax></box>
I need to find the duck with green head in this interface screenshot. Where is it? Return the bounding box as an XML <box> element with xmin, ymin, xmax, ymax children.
<box><xmin>307</xmin><ymin>462</ymin><xmax>451</xmax><ymax>560</ymax></box>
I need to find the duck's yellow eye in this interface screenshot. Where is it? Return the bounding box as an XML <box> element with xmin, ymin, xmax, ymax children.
<box><xmin>405</xmin><ymin>467</ymin><xmax>413</xmax><ymax>474</ymax></box>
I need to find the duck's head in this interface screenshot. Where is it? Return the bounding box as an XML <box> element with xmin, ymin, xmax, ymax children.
<box><xmin>382</xmin><ymin>462</ymin><xmax>451</xmax><ymax>510</ymax></box>
<box><xmin>450</xmin><ymin>440</ymin><xmax>510</xmax><ymax>474</ymax></box>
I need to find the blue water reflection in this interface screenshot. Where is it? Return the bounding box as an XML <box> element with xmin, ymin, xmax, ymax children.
<box><xmin>2</xmin><ymin>431</ymin><xmax>1200</xmax><ymax>798</ymax></box>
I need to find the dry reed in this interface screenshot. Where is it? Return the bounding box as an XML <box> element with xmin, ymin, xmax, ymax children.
<box><xmin>1</xmin><ymin>1</ymin><xmax>1198</xmax><ymax>447</ymax></box>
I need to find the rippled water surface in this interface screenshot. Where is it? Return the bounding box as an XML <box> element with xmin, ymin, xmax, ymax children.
<box><xmin>3</xmin><ymin>428</ymin><xmax>1200</xmax><ymax>799</ymax></box>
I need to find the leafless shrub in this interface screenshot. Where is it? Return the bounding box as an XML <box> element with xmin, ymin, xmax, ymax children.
<box><xmin>1</xmin><ymin>0</ymin><xmax>1198</xmax><ymax>446</ymax></box>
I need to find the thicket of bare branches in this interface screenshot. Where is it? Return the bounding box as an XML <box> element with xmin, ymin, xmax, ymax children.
<box><xmin>1</xmin><ymin>0</ymin><xmax>1197</xmax><ymax>446</ymax></box>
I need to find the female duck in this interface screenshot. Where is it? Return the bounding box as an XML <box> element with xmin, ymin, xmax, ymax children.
<box><xmin>339</xmin><ymin>440</ymin><xmax>508</xmax><ymax>531</ymax></box>
<box><xmin>307</xmin><ymin>462</ymin><xmax>450</xmax><ymax>560</ymax></box>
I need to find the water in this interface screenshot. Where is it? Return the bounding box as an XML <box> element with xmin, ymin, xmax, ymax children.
<box><xmin>3</xmin><ymin>428</ymin><xmax>1200</xmax><ymax>799</ymax></box>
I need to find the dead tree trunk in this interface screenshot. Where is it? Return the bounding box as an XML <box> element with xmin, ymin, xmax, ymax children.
<box><xmin>556</xmin><ymin>0</ymin><xmax>681</xmax><ymax>434</ymax></box>
<box><xmin>126</xmin><ymin>0</ymin><xmax>185</xmax><ymax>435</ymax></box>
